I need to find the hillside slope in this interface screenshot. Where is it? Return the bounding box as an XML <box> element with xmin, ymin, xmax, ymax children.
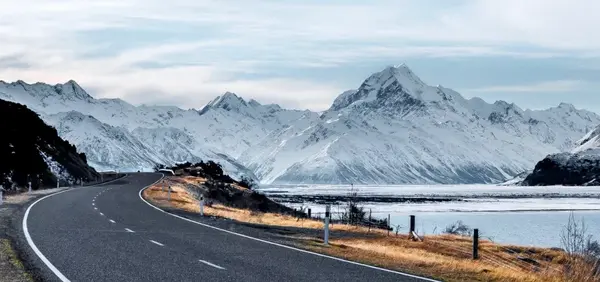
<box><xmin>0</xmin><ymin>99</ymin><xmax>99</xmax><ymax>189</ymax></box>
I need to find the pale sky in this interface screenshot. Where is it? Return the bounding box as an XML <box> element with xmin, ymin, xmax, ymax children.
<box><xmin>1</xmin><ymin>0</ymin><xmax>599</xmax><ymax>112</ymax></box>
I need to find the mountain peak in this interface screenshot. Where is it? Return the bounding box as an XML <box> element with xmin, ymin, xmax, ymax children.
<box><xmin>209</xmin><ymin>92</ymin><xmax>247</xmax><ymax>107</ymax></box>
<box><xmin>54</xmin><ymin>80</ymin><xmax>93</xmax><ymax>101</ymax></box>
<box><xmin>377</xmin><ymin>64</ymin><xmax>425</xmax><ymax>86</ymax></box>
<box><xmin>558</xmin><ymin>102</ymin><xmax>576</xmax><ymax>111</ymax></box>
<box><xmin>329</xmin><ymin>64</ymin><xmax>436</xmax><ymax>111</ymax></box>
<box><xmin>199</xmin><ymin>92</ymin><xmax>249</xmax><ymax>114</ymax></box>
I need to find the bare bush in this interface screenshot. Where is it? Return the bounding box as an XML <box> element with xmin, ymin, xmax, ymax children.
<box><xmin>443</xmin><ymin>220</ymin><xmax>473</xmax><ymax>236</ymax></box>
<box><xmin>560</xmin><ymin>212</ymin><xmax>600</xmax><ymax>282</ymax></box>
<box><xmin>340</xmin><ymin>188</ymin><xmax>367</xmax><ymax>224</ymax></box>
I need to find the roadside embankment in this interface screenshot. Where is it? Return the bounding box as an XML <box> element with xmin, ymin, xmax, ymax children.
<box><xmin>143</xmin><ymin>176</ymin><xmax>581</xmax><ymax>282</ymax></box>
<box><xmin>0</xmin><ymin>188</ymin><xmax>70</xmax><ymax>282</ymax></box>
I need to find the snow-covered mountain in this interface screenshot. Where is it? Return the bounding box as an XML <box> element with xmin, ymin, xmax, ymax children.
<box><xmin>0</xmin><ymin>80</ymin><xmax>308</xmax><ymax>179</ymax></box>
<box><xmin>240</xmin><ymin>64</ymin><xmax>600</xmax><ymax>184</ymax></box>
<box><xmin>1</xmin><ymin>64</ymin><xmax>599</xmax><ymax>184</ymax></box>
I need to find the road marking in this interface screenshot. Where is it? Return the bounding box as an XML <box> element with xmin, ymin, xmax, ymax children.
<box><xmin>23</xmin><ymin>190</ymin><xmax>72</xmax><ymax>282</ymax></box>
<box><xmin>139</xmin><ymin>177</ymin><xmax>439</xmax><ymax>282</ymax></box>
<box><xmin>149</xmin><ymin>240</ymin><xmax>164</xmax><ymax>246</ymax></box>
<box><xmin>125</xmin><ymin>228</ymin><xmax>135</xmax><ymax>233</ymax></box>
<box><xmin>94</xmin><ymin>207</ymin><xmax>98</xmax><ymax>210</ymax></box>
<box><xmin>92</xmin><ymin>203</ymin><xmax>95</xmax><ymax>206</ymax></box>
<box><xmin>100</xmin><ymin>213</ymin><xmax>104</xmax><ymax>216</ymax></box>
<box><xmin>199</xmin><ymin>260</ymin><xmax>225</xmax><ymax>270</ymax></box>
<box><xmin>22</xmin><ymin>174</ymin><xmax>130</xmax><ymax>280</ymax></box>
<box><xmin>109</xmin><ymin>219</ymin><xmax>116</xmax><ymax>223</ymax></box>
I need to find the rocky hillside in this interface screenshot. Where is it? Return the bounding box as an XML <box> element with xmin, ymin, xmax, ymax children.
<box><xmin>0</xmin><ymin>99</ymin><xmax>99</xmax><ymax>190</ymax></box>
<box><xmin>520</xmin><ymin>124</ymin><xmax>600</xmax><ymax>186</ymax></box>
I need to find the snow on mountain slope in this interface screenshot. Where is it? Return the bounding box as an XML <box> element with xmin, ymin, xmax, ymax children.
<box><xmin>3</xmin><ymin>64</ymin><xmax>600</xmax><ymax>185</ymax></box>
<box><xmin>573</xmin><ymin>123</ymin><xmax>600</xmax><ymax>154</ymax></box>
<box><xmin>130</xmin><ymin>126</ymin><xmax>258</xmax><ymax>180</ymax></box>
<box><xmin>43</xmin><ymin>111</ymin><xmax>164</xmax><ymax>172</ymax></box>
<box><xmin>0</xmin><ymin>81</ymin><xmax>307</xmax><ymax>179</ymax></box>
<box><xmin>240</xmin><ymin>65</ymin><xmax>600</xmax><ymax>184</ymax></box>
<box><xmin>0</xmin><ymin>81</ymin><xmax>311</xmax><ymax>158</ymax></box>
<box><xmin>40</xmin><ymin>111</ymin><xmax>258</xmax><ymax>180</ymax></box>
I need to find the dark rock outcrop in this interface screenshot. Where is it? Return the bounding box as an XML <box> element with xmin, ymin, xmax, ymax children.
<box><xmin>521</xmin><ymin>153</ymin><xmax>600</xmax><ymax>186</ymax></box>
<box><xmin>0</xmin><ymin>99</ymin><xmax>99</xmax><ymax>189</ymax></box>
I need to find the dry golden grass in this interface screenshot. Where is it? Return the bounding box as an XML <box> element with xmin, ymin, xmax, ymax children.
<box><xmin>145</xmin><ymin>179</ymin><xmax>378</xmax><ymax>232</ymax></box>
<box><xmin>303</xmin><ymin>236</ymin><xmax>568</xmax><ymax>282</ymax></box>
<box><xmin>144</xmin><ymin>177</ymin><xmax>574</xmax><ymax>282</ymax></box>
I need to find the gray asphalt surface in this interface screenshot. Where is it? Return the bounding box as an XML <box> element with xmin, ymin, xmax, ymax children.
<box><xmin>23</xmin><ymin>173</ymin><xmax>436</xmax><ymax>282</ymax></box>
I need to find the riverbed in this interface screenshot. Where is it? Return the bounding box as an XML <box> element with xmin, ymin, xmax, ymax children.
<box><xmin>257</xmin><ymin>184</ymin><xmax>600</xmax><ymax>248</ymax></box>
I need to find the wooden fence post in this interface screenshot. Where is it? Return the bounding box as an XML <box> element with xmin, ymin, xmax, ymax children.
<box><xmin>473</xmin><ymin>228</ymin><xmax>479</xmax><ymax>260</ymax></box>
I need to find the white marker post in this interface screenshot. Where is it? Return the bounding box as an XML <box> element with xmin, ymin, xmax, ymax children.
<box><xmin>0</xmin><ymin>185</ymin><xmax>3</xmax><ymax>206</ymax></box>
<box><xmin>162</xmin><ymin>180</ymin><xmax>165</xmax><ymax>192</ymax></box>
<box><xmin>199</xmin><ymin>195</ymin><xmax>205</xmax><ymax>216</ymax></box>
<box><xmin>168</xmin><ymin>185</ymin><xmax>171</xmax><ymax>201</ymax></box>
<box><xmin>28</xmin><ymin>181</ymin><xmax>32</xmax><ymax>193</ymax></box>
<box><xmin>324</xmin><ymin>205</ymin><xmax>331</xmax><ymax>246</ymax></box>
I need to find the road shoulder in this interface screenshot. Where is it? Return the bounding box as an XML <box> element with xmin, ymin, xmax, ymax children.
<box><xmin>0</xmin><ymin>189</ymin><xmax>68</xmax><ymax>282</ymax></box>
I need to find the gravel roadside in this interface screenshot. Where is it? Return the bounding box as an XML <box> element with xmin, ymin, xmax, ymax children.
<box><xmin>0</xmin><ymin>188</ymin><xmax>69</xmax><ymax>282</ymax></box>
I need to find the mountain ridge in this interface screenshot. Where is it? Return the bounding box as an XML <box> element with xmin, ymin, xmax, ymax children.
<box><xmin>1</xmin><ymin>64</ymin><xmax>598</xmax><ymax>184</ymax></box>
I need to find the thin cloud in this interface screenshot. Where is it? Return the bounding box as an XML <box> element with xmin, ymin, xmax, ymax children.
<box><xmin>466</xmin><ymin>80</ymin><xmax>584</xmax><ymax>93</ymax></box>
<box><xmin>0</xmin><ymin>0</ymin><xmax>598</xmax><ymax>111</ymax></box>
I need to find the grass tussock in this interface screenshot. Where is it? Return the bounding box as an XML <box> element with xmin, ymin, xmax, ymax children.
<box><xmin>0</xmin><ymin>239</ymin><xmax>34</xmax><ymax>281</ymax></box>
<box><xmin>143</xmin><ymin>177</ymin><xmax>577</xmax><ymax>282</ymax></box>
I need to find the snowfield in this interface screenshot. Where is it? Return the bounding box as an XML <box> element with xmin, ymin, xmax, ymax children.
<box><xmin>1</xmin><ymin>64</ymin><xmax>599</xmax><ymax>184</ymax></box>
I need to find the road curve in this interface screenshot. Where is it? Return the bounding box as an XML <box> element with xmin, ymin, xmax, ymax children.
<box><xmin>22</xmin><ymin>173</ymin><xmax>436</xmax><ymax>282</ymax></box>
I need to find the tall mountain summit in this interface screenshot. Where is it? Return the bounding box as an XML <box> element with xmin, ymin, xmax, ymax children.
<box><xmin>1</xmin><ymin>65</ymin><xmax>597</xmax><ymax>184</ymax></box>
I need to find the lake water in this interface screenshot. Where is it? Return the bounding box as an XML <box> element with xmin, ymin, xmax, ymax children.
<box><xmin>257</xmin><ymin>184</ymin><xmax>600</xmax><ymax>248</ymax></box>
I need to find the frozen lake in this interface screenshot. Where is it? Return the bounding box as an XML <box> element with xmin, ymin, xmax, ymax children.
<box><xmin>257</xmin><ymin>184</ymin><xmax>600</xmax><ymax>248</ymax></box>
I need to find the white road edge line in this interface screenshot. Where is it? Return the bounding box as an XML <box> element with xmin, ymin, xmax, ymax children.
<box><xmin>149</xmin><ymin>240</ymin><xmax>164</xmax><ymax>246</ymax></box>
<box><xmin>125</xmin><ymin>228</ymin><xmax>135</xmax><ymax>233</ymax></box>
<box><xmin>139</xmin><ymin>175</ymin><xmax>439</xmax><ymax>282</ymax></box>
<box><xmin>23</xmin><ymin>190</ymin><xmax>72</xmax><ymax>282</ymax></box>
<box><xmin>22</xmin><ymin>174</ymin><xmax>129</xmax><ymax>282</ymax></box>
<box><xmin>199</xmin><ymin>260</ymin><xmax>225</xmax><ymax>270</ymax></box>
<box><xmin>109</xmin><ymin>219</ymin><xmax>116</xmax><ymax>223</ymax></box>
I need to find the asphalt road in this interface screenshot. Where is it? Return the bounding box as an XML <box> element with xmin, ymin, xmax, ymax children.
<box><xmin>22</xmin><ymin>173</ymin><xmax>437</xmax><ymax>282</ymax></box>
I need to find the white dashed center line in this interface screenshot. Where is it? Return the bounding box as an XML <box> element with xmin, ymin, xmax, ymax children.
<box><xmin>109</xmin><ymin>219</ymin><xmax>116</xmax><ymax>223</ymax></box>
<box><xmin>125</xmin><ymin>228</ymin><xmax>135</xmax><ymax>233</ymax></box>
<box><xmin>199</xmin><ymin>260</ymin><xmax>226</xmax><ymax>270</ymax></box>
<box><xmin>99</xmin><ymin>213</ymin><xmax>104</xmax><ymax>216</ymax></box>
<box><xmin>94</xmin><ymin>207</ymin><xmax>98</xmax><ymax>210</ymax></box>
<box><xmin>149</xmin><ymin>240</ymin><xmax>164</xmax><ymax>247</ymax></box>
